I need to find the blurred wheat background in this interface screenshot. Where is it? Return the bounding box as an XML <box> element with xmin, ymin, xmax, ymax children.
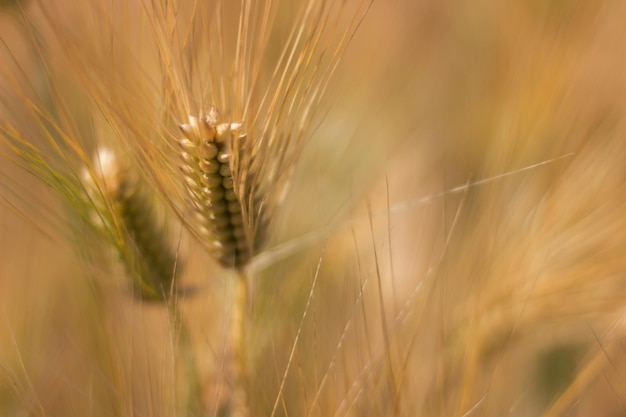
<box><xmin>2</xmin><ymin>0</ymin><xmax>626</xmax><ymax>416</ymax></box>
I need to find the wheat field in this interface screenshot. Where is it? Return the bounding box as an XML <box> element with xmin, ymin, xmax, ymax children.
<box><xmin>2</xmin><ymin>0</ymin><xmax>626</xmax><ymax>416</ymax></box>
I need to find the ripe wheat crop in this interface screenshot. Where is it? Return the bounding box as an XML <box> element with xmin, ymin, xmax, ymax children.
<box><xmin>3</xmin><ymin>1</ymin><xmax>626</xmax><ymax>417</ymax></box>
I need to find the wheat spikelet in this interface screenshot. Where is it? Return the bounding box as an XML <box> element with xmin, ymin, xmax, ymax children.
<box><xmin>83</xmin><ymin>147</ymin><xmax>179</xmax><ymax>301</ymax></box>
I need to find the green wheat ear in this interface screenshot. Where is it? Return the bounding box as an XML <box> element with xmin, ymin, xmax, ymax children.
<box><xmin>83</xmin><ymin>147</ymin><xmax>180</xmax><ymax>301</ymax></box>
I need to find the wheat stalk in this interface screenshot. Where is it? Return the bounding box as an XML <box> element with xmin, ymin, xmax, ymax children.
<box><xmin>177</xmin><ymin>108</ymin><xmax>257</xmax><ymax>413</ymax></box>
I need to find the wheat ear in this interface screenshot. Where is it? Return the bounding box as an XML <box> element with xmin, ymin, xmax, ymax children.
<box><xmin>178</xmin><ymin>106</ymin><xmax>261</xmax><ymax>270</ymax></box>
<box><xmin>84</xmin><ymin>148</ymin><xmax>179</xmax><ymax>301</ymax></box>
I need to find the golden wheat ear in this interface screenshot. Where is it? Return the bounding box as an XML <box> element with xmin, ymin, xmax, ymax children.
<box><xmin>178</xmin><ymin>107</ymin><xmax>261</xmax><ymax>269</ymax></box>
<box><xmin>83</xmin><ymin>148</ymin><xmax>180</xmax><ymax>301</ymax></box>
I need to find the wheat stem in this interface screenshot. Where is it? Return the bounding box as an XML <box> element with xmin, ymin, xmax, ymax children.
<box><xmin>231</xmin><ymin>268</ymin><xmax>250</xmax><ymax>417</ymax></box>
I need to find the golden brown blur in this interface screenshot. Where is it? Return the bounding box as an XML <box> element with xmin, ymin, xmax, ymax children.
<box><xmin>2</xmin><ymin>0</ymin><xmax>626</xmax><ymax>416</ymax></box>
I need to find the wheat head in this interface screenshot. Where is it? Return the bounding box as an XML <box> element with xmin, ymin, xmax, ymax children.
<box><xmin>178</xmin><ymin>107</ymin><xmax>259</xmax><ymax>269</ymax></box>
<box><xmin>83</xmin><ymin>147</ymin><xmax>179</xmax><ymax>301</ymax></box>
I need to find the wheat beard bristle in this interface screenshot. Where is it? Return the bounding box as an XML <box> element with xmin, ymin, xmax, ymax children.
<box><xmin>85</xmin><ymin>148</ymin><xmax>178</xmax><ymax>301</ymax></box>
<box><xmin>179</xmin><ymin>107</ymin><xmax>251</xmax><ymax>269</ymax></box>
